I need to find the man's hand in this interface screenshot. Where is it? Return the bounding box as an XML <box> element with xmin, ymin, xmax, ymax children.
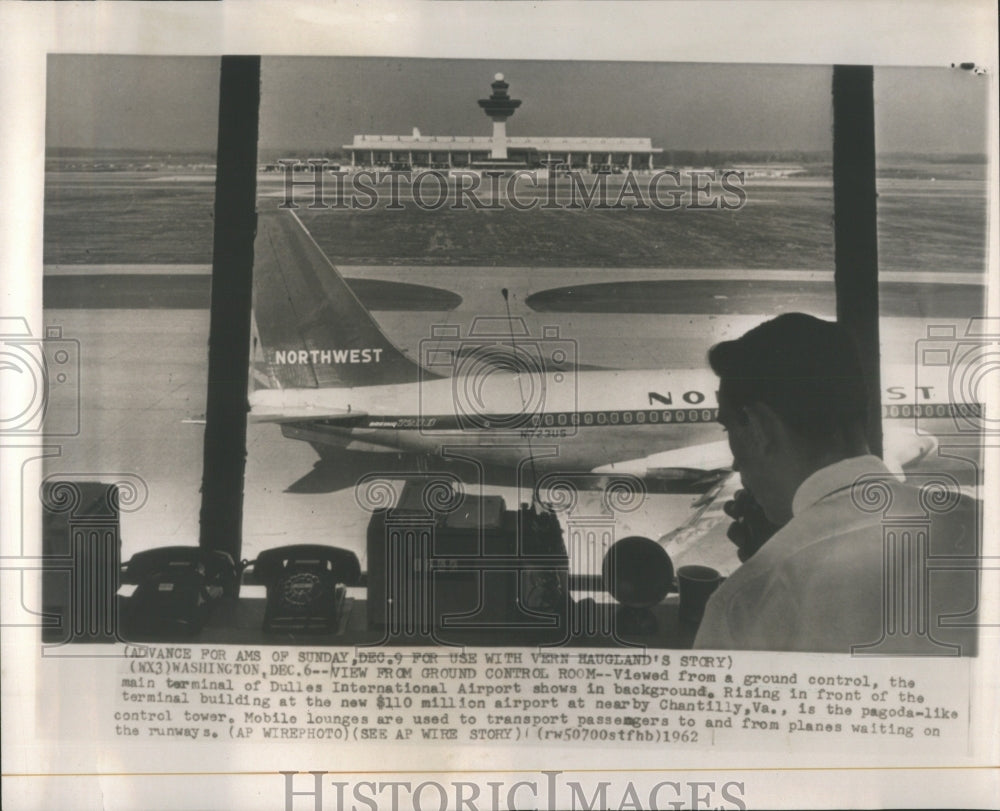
<box><xmin>724</xmin><ymin>489</ymin><xmax>782</xmax><ymax>562</ymax></box>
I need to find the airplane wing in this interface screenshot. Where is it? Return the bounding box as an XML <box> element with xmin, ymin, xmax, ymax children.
<box><xmin>592</xmin><ymin>440</ymin><xmax>733</xmax><ymax>492</ymax></box>
<box><xmin>882</xmin><ymin>423</ymin><xmax>938</xmax><ymax>478</ymax></box>
<box><xmin>593</xmin><ymin>424</ymin><xmax>937</xmax><ymax>484</ymax></box>
<box><xmin>650</xmin><ymin>426</ymin><xmax>941</xmax><ymax>570</ymax></box>
<box><xmin>249</xmin><ymin>407</ymin><xmax>367</xmax><ymax>424</ymax></box>
<box><xmin>248</xmin><ymin>386</ymin><xmax>369</xmax><ymax>424</ymax></box>
<box><xmin>656</xmin><ymin>471</ymin><xmax>742</xmax><ymax>572</ymax></box>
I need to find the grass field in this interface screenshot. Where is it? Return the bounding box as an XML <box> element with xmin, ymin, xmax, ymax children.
<box><xmin>43</xmin><ymin>170</ymin><xmax>988</xmax><ymax>273</ymax></box>
<box><xmin>44</xmin><ymin>175</ymin><xmax>216</xmax><ymax>264</ymax></box>
<box><xmin>295</xmin><ymin>184</ymin><xmax>835</xmax><ymax>269</ymax></box>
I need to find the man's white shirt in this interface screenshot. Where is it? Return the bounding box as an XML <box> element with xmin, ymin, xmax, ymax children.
<box><xmin>694</xmin><ymin>455</ymin><xmax>979</xmax><ymax>654</ymax></box>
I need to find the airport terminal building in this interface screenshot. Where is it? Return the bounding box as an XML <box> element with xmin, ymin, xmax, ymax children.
<box><xmin>342</xmin><ymin>74</ymin><xmax>663</xmax><ymax>172</ymax></box>
<box><xmin>343</xmin><ymin>131</ymin><xmax>663</xmax><ymax>171</ymax></box>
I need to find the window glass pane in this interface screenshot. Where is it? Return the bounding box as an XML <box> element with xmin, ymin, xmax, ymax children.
<box><xmin>249</xmin><ymin>58</ymin><xmax>836</xmax><ymax>596</ymax></box>
<box><xmin>43</xmin><ymin>55</ymin><xmax>219</xmax><ymax>565</ymax></box>
<box><xmin>874</xmin><ymin>66</ymin><xmax>990</xmax><ymax>489</ymax></box>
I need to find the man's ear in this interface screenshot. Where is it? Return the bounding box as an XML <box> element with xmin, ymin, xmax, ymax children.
<box><xmin>743</xmin><ymin>401</ymin><xmax>787</xmax><ymax>456</ymax></box>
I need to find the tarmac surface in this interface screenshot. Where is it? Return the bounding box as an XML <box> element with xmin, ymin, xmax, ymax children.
<box><xmin>44</xmin><ymin>265</ymin><xmax>984</xmax><ymax>315</ymax></box>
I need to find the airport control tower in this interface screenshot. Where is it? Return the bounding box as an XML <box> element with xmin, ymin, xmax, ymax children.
<box><xmin>478</xmin><ymin>73</ymin><xmax>521</xmax><ymax>160</ymax></box>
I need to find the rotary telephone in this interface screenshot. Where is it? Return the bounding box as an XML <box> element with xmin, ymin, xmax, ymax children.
<box><xmin>124</xmin><ymin>546</ymin><xmax>239</xmax><ymax>637</ymax></box>
<box><xmin>252</xmin><ymin>544</ymin><xmax>361</xmax><ymax>634</ymax></box>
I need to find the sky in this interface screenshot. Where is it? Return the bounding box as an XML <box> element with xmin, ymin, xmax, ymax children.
<box><xmin>45</xmin><ymin>55</ymin><xmax>989</xmax><ymax>154</ymax></box>
<box><xmin>46</xmin><ymin>56</ymin><xmax>221</xmax><ymax>152</ymax></box>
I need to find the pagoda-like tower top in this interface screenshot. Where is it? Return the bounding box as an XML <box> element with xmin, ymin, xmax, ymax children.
<box><xmin>477</xmin><ymin>73</ymin><xmax>522</xmax><ymax>121</ymax></box>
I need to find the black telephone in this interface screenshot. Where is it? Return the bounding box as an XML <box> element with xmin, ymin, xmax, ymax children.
<box><xmin>124</xmin><ymin>546</ymin><xmax>239</xmax><ymax>637</ymax></box>
<box><xmin>252</xmin><ymin>544</ymin><xmax>361</xmax><ymax>634</ymax></box>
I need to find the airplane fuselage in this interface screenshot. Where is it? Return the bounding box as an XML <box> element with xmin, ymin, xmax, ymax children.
<box><xmin>251</xmin><ymin>365</ymin><xmax>964</xmax><ymax>474</ymax></box>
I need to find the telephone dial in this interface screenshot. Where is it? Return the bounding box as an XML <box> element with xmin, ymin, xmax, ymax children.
<box><xmin>252</xmin><ymin>544</ymin><xmax>361</xmax><ymax>634</ymax></box>
<box><xmin>124</xmin><ymin>546</ymin><xmax>239</xmax><ymax>637</ymax></box>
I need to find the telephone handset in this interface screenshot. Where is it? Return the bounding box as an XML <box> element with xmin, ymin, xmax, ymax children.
<box><xmin>253</xmin><ymin>544</ymin><xmax>361</xmax><ymax>633</ymax></box>
<box><xmin>124</xmin><ymin>546</ymin><xmax>239</xmax><ymax>637</ymax></box>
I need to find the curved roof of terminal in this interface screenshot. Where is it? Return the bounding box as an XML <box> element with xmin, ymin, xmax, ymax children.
<box><xmin>346</xmin><ymin>134</ymin><xmax>661</xmax><ymax>152</ymax></box>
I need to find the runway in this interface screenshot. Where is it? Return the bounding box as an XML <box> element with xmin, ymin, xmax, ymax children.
<box><xmin>43</xmin><ymin>262</ymin><xmax>986</xmax><ymax>369</ymax></box>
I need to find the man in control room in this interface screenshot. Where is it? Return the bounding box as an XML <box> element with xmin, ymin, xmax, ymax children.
<box><xmin>693</xmin><ymin>313</ymin><xmax>978</xmax><ymax>654</ymax></box>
